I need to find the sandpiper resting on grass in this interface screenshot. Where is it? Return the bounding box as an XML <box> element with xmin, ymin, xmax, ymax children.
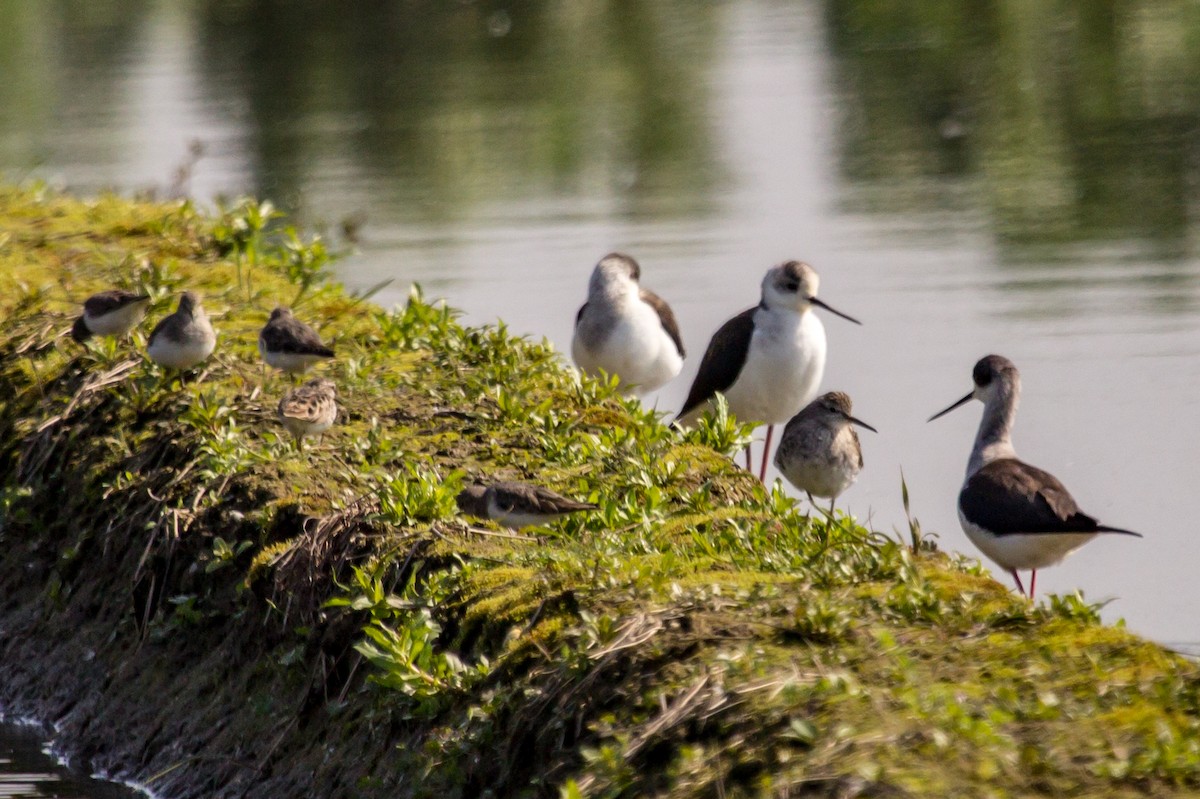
<box><xmin>928</xmin><ymin>354</ymin><xmax>1141</xmax><ymax>599</ymax></box>
<box><xmin>147</xmin><ymin>291</ymin><xmax>216</xmax><ymax>370</ymax></box>
<box><xmin>773</xmin><ymin>391</ymin><xmax>875</xmax><ymax>516</ymax></box>
<box><xmin>456</xmin><ymin>482</ymin><xmax>598</xmax><ymax>529</ymax></box>
<box><xmin>277</xmin><ymin>377</ymin><xmax>337</xmax><ymax>444</ymax></box>
<box><xmin>258</xmin><ymin>306</ymin><xmax>335</xmax><ymax>376</ymax></box>
<box><xmin>71</xmin><ymin>289</ymin><xmax>151</xmax><ymax>342</ymax></box>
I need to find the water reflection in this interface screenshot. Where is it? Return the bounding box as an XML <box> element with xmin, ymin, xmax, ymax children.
<box><xmin>827</xmin><ymin>0</ymin><xmax>1200</xmax><ymax>262</ymax></box>
<box><xmin>190</xmin><ymin>0</ymin><xmax>720</xmax><ymax>221</ymax></box>
<box><xmin>7</xmin><ymin>1</ymin><xmax>1196</xmax><ymax>262</ymax></box>
<box><xmin>0</xmin><ymin>0</ymin><xmax>720</xmax><ymax>225</ymax></box>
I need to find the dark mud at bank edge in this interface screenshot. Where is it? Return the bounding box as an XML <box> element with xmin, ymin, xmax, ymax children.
<box><xmin>0</xmin><ymin>719</ymin><xmax>144</xmax><ymax>799</ymax></box>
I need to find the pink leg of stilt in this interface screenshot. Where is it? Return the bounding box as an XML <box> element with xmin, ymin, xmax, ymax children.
<box><xmin>758</xmin><ymin>425</ymin><xmax>775</xmax><ymax>482</ymax></box>
<box><xmin>1011</xmin><ymin>570</ymin><xmax>1026</xmax><ymax>596</ymax></box>
<box><xmin>743</xmin><ymin>445</ymin><xmax>753</xmax><ymax>471</ymax></box>
<box><xmin>1029</xmin><ymin>570</ymin><xmax>1037</xmax><ymax>600</ymax></box>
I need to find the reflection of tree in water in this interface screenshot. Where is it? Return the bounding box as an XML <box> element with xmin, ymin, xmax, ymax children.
<box><xmin>0</xmin><ymin>0</ymin><xmax>151</xmax><ymax>166</ymax></box>
<box><xmin>15</xmin><ymin>0</ymin><xmax>1194</xmax><ymax>259</ymax></box>
<box><xmin>193</xmin><ymin>0</ymin><xmax>720</xmax><ymax>223</ymax></box>
<box><xmin>826</xmin><ymin>1</ymin><xmax>1200</xmax><ymax>256</ymax></box>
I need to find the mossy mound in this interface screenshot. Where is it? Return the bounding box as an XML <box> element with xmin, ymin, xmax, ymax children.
<box><xmin>0</xmin><ymin>184</ymin><xmax>1198</xmax><ymax>798</ymax></box>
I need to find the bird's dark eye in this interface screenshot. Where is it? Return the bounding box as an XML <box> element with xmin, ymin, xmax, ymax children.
<box><xmin>784</xmin><ymin>281</ymin><xmax>800</xmax><ymax>292</ymax></box>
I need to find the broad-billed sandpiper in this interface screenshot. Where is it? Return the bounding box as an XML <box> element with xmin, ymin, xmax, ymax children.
<box><xmin>277</xmin><ymin>377</ymin><xmax>338</xmax><ymax>444</ymax></box>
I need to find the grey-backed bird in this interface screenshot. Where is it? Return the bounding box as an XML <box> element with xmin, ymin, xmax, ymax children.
<box><xmin>146</xmin><ymin>291</ymin><xmax>216</xmax><ymax>370</ymax></box>
<box><xmin>72</xmin><ymin>289</ymin><xmax>151</xmax><ymax>342</ymax></box>
<box><xmin>258</xmin><ymin>306</ymin><xmax>335</xmax><ymax>376</ymax></box>
<box><xmin>456</xmin><ymin>481</ymin><xmax>598</xmax><ymax>529</ymax></box>
<box><xmin>773</xmin><ymin>391</ymin><xmax>875</xmax><ymax>515</ymax></box>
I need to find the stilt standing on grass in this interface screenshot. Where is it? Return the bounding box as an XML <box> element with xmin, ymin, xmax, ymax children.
<box><xmin>676</xmin><ymin>261</ymin><xmax>860</xmax><ymax>482</ymax></box>
<box><xmin>928</xmin><ymin>354</ymin><xmax>1141</xmax><ymax>599</ymax></box>
<box><xmin>572</xmin><ymin>252</ymin><xmax>685</xmax><ymax>395</ymax></box>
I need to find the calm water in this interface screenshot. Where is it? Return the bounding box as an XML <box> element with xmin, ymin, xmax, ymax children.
<box><xmin>0</xmin><ymin>722</ymin><xmax>141</xmax><ymax>799</ymax></box>
<box><xmin>2</xmin><ymin>0</ymin><xmax>1199</xmax><ymax>657</ymax></box>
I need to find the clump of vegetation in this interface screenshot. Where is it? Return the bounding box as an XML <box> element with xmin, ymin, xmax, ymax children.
<box><xmin>0</xmin><ymin>183</ymin><xmax>1198</xmax><ymax>798</ymax></box>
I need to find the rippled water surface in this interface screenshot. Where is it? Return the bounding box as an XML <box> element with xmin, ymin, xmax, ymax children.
<box><xmin>2</xmin><ymin>0</ymin><xmax>1199</xmax><ymax>648</ymax></box>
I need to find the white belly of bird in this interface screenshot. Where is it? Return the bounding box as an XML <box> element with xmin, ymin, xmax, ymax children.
<box><xmin>777</xmin><ymin>456</ymin><xmax>856</xmax><ymax>499</ymax></box>
<box><xmin>282</xmin><ymin>416</ymin><xmax>333</xmax><ymax>439</ymax></box>
<box><xmin>259</xmin><ymin>341</ymin><xmax>326</xmax><ymax>373</ymax></box>
<box><xmin>148</xmin><ymin>336</ymin><xmax>215</xmax><ymax>369</ymax></box>
<box><xmin>486</xmin><ymin>500</ymin><xmax>565</xmax><ymax>529</ymax></box>
<box><xmin>572</xmin><ymin>302</ymin><xmax>681</xmax><ymax>394</ymax></box>
<box><xmin>87</xmin><ymin>303</ymin><xmax>147</xmax><ymax>337</ymax></box>
<box><xmin>958</xmin><ymin>511</ymin><xmax>1098</xmax><ymax>571</ymax></box>
<box><xmin>723</xmin><ymin>311</ymin><xmax>825</xmax><ymax>425</ymax></box>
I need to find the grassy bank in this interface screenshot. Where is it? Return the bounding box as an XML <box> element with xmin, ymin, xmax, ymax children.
<box><xmin>0</xmin><ymin>183</ymin><xmax>1198</xmax><ymax>798</ymax></box>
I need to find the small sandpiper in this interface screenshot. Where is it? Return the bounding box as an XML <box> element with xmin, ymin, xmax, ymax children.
<box><xmin>676</xmin><ymin>261</ymin><xmax>860</xmax><ymax>482</ymax></box>
<box><xmin>71</xmin><ymin>289</ymin><xmax>152</xmax><ymax>342</ymax></box>
<box><xmin>572</xmin><ymin>252</ymin><xmax>685</xmax><ymax>395</ymax></box>
<box><xmin>277</xmin><ymin>377</ymin><xmax>338</xmax><ymax>444</ymax></box>
<box><xmin>258</xmin><ymin>306</ymin><xmax>335</xmax><ymax>376</ymax></box>
<box><xmin>146</xmin><ymin>291</ymin><xmax>216</xmax><ymax>370</ymax></box>
<box><xmin>773</xmin><ymin>391</ymin><xmax>876</xmax><ymax>515</ymax></box>
<box><xmin>456</xmin><ymin>481</ymin><xmax>598</xmax><ymax>529</ymax></box>
<box><xmin>929</xmin><ymin>354</ymin><xmax>1142</xmax><ymax>598</ymax></box>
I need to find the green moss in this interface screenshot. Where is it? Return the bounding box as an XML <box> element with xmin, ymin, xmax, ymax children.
<box><xmin>0</xmin><ymin>183</ymin><xmax>1198</xmax><ymax>798</ymax></box>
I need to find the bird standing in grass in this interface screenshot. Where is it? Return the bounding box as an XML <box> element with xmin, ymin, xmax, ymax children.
<box><xmin>277</xmin><ymin>377</ymin><xmax>338</xmax><ymax>445</ymax></box>
<box><xmin>773</xmin><ymin>391</ymin><xmax>875</xmax><ymax>516</ymax></box>
<box><xmin>456</xmin><ymin>481</ymin><xmax>598</xmax><ymax>529</ymax></box>
<box><xmin>929</xmin><ymin>354</ymin><xmax>1142</xmax><ymax>599</ymax></box>
<box><xmin>72</xmin><ymin>289</ymin><xmax>151</xmax><ymax>342</ymax></box>
<box><xmin>676</xmin><ymin>261</ymin><xmax>860</xmax><ymax>482</ymax></box>
<box><xmin>146</xmin><ymin>291</ymin><xmax>216</xmax><ymax>370</ymax></box>
<box><xmin>258</xmin><ymin>306</ymin><xmax>335</xmax><ymax>377</ymax></box>
<box><xmin>572</xmin><ymin>252</ymin><xmax>685</xmax><ymax>396</ymax></box>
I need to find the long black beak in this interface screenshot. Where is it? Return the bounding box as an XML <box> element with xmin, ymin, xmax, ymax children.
<box><xmin>810</xmin><ymin>297</ymin><xmax>861</xmax><ymax>325</ymax></box>
<box><xmin>928</xmin><ymin>391</ymin><xmax>974</xmax><ymax>422</ymax></box>
<box><xmin>845</xmin><ymin>413</ymin><xmax>877</xmax><ymax>433</ymax></box>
